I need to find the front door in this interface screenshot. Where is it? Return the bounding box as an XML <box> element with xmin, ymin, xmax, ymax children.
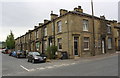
<box><xmin>74</xmin><ymin>37</ymin><xmax>79</xmax><ymax>56</ymax></box>
<box><xmin>102</xmin><ymin>40</ymin><xmax>105</xmax><ymax>54</ymax></box>
<box><xmin>115</xmin><ymin>38</ymin><xmax>117</xmax><ymax>50</ymax></box>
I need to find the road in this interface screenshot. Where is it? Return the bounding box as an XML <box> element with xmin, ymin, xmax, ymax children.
<box><xmin>2</xmin><ymin>53</ymin><xmax>118</xmax><ymax>76</ymax></box>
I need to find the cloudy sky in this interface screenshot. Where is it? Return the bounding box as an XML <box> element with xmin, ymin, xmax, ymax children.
<box><xmin>0</xmin><ymin>0</ymin><xmax>119</xmax><ymax>41</ymax></box>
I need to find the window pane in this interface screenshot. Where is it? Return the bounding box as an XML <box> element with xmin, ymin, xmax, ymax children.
<box><xmin>108</xmin><ymin>38</ymin><xmax>112</xmax><ymax>49</ymax></box>
<box><xmin>107</xmin><ymin>24</ymin><xmax>111</xmax><ymax>33</ymax></box>
<box><xmin>58</xmin><ymin>38</ymin><xmax>62</xmax><ymax>50</ymax></box>
<box><xmin>36</xmin><ymin>42</ymin><xmax>39</xmax><ymax>51</ymax></box>
<box><xmin>84</xmin><ymin>37</ymin><xmax>89</xmax><ymax>41</ymax></box>
<box><xmin>44</xmin><ymin>41</ymin><xmax>47</xmax><ymax>50</ymax></box>
<box><xmin>84</xmin><ymin>37</ymin><xmax>89</xmax><ymax>50</ymax></box>
<box><xmin>57</xmin><ymin>21</ymin><xmax>62</xmax><ymax>32</ymax></box>
<box><xmin>83</xmin><ymin>20</ymin><xmax>88</xmax><ymax>31</ymax></box>
<box><xmin>84</xmin><ymin>42</ymin><xmax>88</xmax><ymax>48</ymax></box>
<box><xmin>44</xmin><ymin>27</ymin><xmax>47</xmax><ymax>36</ymax></box>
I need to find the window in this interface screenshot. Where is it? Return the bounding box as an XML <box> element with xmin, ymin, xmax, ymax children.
<box><xmin>44</xmin><ymin>41</ymin><xmax>47</xmax><ymax>51</ymax></box>
<box><xmin>44</xmin><ymin>27</ymin><xmax>47</xmax><ymax>36</ymax></box>
<box><xmin>83</xmin><ymin>19</ymin><xmax>89</xmax><ymax>31</ymax></box>
<box><xmin>24</xmin><ymin>36</ymin><xmax>26</xmax><ymax>43</ymax></box>
<box><xmin>57</xmin><ymin>21</ymin><xmax>62</xmax><ymax>32</ymax></box>
<box><xmin>29</xmin><ymin>33</ymin><xmax>31</xmax><ymax>40</ymax></box>
<box><xmin>19</xmin><ymin>38</ymin><xmax>20</xmax><ymax>43</ymax></box>
<box><xmin>36</xmin><ymin>42</ymin><xmax>40</xmax><ymax>51</ymax></box>
<box><xmin>35</xmin><ymin>30</ymin><xmax>39</xmax><ymax>39</ymax></box>
<box><xmin>117</xmin><ymin>30</ymin><xmax>120</xmax><ymax>37</ymax></box>
<box><xmin>107</xmin><ymin>24</ymin><xmax>111</xmax><ymax>33</ymax></box>
<box><xmin>52</xmin><ymin>23</ymin><xmax>54</xmax><ymax>32</ymax></box>
<box><xmin>108</xmin><ymin>38</ymin><xmax>112</xmax><ymax>49</ymax></box>
<box><xmin>58</xmin><ymin>38</ymin><xmax>62</xmax><ymax>50</ymax></box>
<box><xmin>83</xmin><ymin>37</ymin><xmax>89</xmax><ymax>50</ymax></box>
<box><xmin>98</xmin><ymin>40</ymin><xmax>101</xmax><ymax>48</ymax></box>
<box><xmin>31</xmin><ymin>43</ymin><xmax>33</xmax><ymax>51</ymax></box>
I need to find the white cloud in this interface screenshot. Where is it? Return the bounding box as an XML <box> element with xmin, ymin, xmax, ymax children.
<box><xmin>0</xmin><ymin>0</ymin><xmax>119</xmax><ymax>41</ymax></box>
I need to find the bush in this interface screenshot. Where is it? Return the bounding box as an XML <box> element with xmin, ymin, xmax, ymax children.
<box><xmin>46</xmin><ymin>45</ymin><xmax>57</xmax><ymax>59</ymax></box>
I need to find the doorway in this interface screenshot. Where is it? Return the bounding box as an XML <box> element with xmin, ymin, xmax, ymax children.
<box><xmin>102</xmin><ymin>39</ymin><xmax>106</xmax><ymax>54</ymax></box>
<box><xmin>115</xmin><ymin>38</ymin><xmax>117</xmax><ymax>50</ymax></box>
<box><xmin>74</xmin><ymin>37</ymin><xmax>79</xmax><ymax>56</ymax></box>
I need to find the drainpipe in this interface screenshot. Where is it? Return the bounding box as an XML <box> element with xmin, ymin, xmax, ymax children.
<box><xmin>41</xmin><ymin>27</ymin><xmax>44</xmax><ymax>53</ymax></box>
<box><xmin>67</xmin><ymin>14</ymin><xmax>70</xmax><ymax>58</ymax></box>
<box><xmin>53</xmin><ymin>19</ymin><xmax>56</xmax><ymax>46</ymax></box>
<box><xmin>91</xmin><ymin>0</ymin><xmax>95</xmax><ymax>56</ymax></box>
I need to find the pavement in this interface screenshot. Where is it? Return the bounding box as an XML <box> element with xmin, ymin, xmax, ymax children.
<box><xmin>2</xmin><ymin>51</ymin><xmax>119</xmax><ymax>76</ymax></box>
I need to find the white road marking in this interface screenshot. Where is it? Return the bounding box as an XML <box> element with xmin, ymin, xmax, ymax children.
<box><xmin>62</xmin><ymin>64</ymin><xmax>69</xmax><ymax>66</ymax></box>
<box><xmin>2</xmin><ymin>74</ymin><xmax>11</xmax><ymax>76</ymax></box>
<box><xmin>37</xmin><ymin>67</ymin><xmax>46</xmax><ymax>70</ymax></box>
<box><xmin>20</xmin><ymin>65</ymin><xmax>30</xmax><ymax>72</ymax></box>
<box><xmin>53</xmin><ymin>65</ymin><xmax>58</xmax><ymax>67</ymax></box>
<box><xmin>29</xmin><ymin>69</ymin><xmax>36</xmax><ymax>71</ymax></box>
<box><xmin>46</xmin><ymin>66</ymin><xmax>54</xmax><ymax>69</ymax></box>
<box><xmin>55</xmin><ymin>65</ymin><xmax>63</xmax><ymax>67</ymax></box>
<box><xmin>21</xmin><ymin>62</ymin><xmax>77</xmax><ymax>72</ymax></box>
<box><xmin>71</xmin><ymin>63</ymin><xmax>76</xmax><ymax>65</ymax></box>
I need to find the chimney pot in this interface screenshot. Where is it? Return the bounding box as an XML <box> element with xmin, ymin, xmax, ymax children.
<box><xmin>34</xmin><ymin>26</ymin><xmax>38</xmax><ymax>29</ymax></box>
<box><xmin>60</xmin><ymin>9</ymin><xmax>68</xmax><ymax>15</ymax></box>
<box><xmin>51</xmin><ymin>11</ymin><xmax>53</xmax><ymax>14</ymax></box>
<box><xmin>78</xmin><ymin>6</ymin><xmax>81</xmax><ymax>9</ymax></box>
<box><xmin>74</xmin><ymin>6</ymin><xmax>83</xmax><ymax>13</ymax></box>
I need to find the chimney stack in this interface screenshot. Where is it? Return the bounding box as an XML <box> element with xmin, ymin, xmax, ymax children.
<box><xmin>39</xmin><ymin>23</ymin><xmax>43</xmax><ymax>26</ymax></box>
<box><xmin>34</xmin><ymin>26</ymin><xmax>38</xmax><ymax>29</ymax></box>
<box><xmin>60</xmin><ymin>9</ymin><xmax>68</xmax><ymax>16</ymax></box>
<box><xmin>50</xmin><ymin>11</ymin><xmax>58</xmax><ymax>20</ymax></box>
<box><xmin>74</xmin><ymin>6</ymin><xmax>83</xmax><ymax>13</ymax></box>
<box><xmin>28</xmin><ymin>30</ymin><xmax>32</xmax><ymax>32</ymax></box>
<box><xmin>100</xmin><ymin>15</ymin><xmax>105</xmax><ymax>19</ymax></box>
<box><xmin>44</xmin><ymin>19</ymin><xmax>49</xmax><ymax>24</ymax></box>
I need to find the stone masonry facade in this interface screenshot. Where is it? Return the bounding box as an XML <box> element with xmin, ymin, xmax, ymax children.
<box><xmin>15</xmin><ymin>6</ymin><xmax>120</xmax><ymax>59</ymax></box>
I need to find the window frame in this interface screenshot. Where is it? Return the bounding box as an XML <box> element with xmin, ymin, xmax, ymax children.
<box><xmin>57</xmin><ymin>21</ymin><xmax>62</xmax><ymax>33</ymax></box>
<box><xmin>83</xmin><ymin>37</ymin><xmax>89</xmax><ymax>50</ymax></box>
<box><xmin>44</xmin><ymin>41</ymin><xmax>47</xmax><ymax>51</ymax></box>
<box><xmin>36</xmin><ymin>42</ymin><xmax>40</xmax><ymax>51</ymax></box>
<box><xmin>108</xmin><ymin>38</ymin><xmax>112</xmax><ymax>49</ymax></box>
<box><xmin>83</xmin><ymin>19</ymin><xmax>89</xmax><ymax>31</ymax></box>
<box><xmin>24</xmin><ymin>36</ymin><xmax>26</xmax><ymax>43</ymax></box>
<box><xmin>29</xmin><ymin>33</ymin><xmax>32</xmax><ymax>40</ymax></box>
<box><xmin>107</xmin><ymin>24</ymin><xmax>112</xmax><ymax>34</ymax></box>
<box><xmin>35</xmin><ymin>30</ymin><xmax>39</xmax><ymax>39</ymax></box>
<box><xmin>44</xmin><ymin>27</ymin><xmax>47</xmax><ymax>36</ymax></box>
<box><xmin>58</xmin><ymin>38</ymin><xmax>62</xmax><ymax>50</ymax></box>
<box><xmin>117</xmin><ymin>30</ymin><xmax>120</xmax><ymax>37</ymax></box>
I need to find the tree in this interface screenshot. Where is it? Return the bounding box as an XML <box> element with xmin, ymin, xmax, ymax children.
<box><xmin>5</xmin><ymin>31</ymin><xmax>15</xmax><ymax>49</ymax></box>
<box><xmin>46</xmin><ymin>45</ymin><xmax>57</xmax><ymax>59</ymax></box>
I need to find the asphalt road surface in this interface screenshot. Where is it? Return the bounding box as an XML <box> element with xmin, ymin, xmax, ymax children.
<box><xmin>2</xmin><ymin>53</ymin><xmax>118</xmax><ymax>76</ymax></box>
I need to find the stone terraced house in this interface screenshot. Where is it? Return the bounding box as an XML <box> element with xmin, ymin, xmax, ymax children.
<box><xmin>15</xmin><ymin>6</ymin><xmax>120</xmax><ymax>59</ymax></box>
